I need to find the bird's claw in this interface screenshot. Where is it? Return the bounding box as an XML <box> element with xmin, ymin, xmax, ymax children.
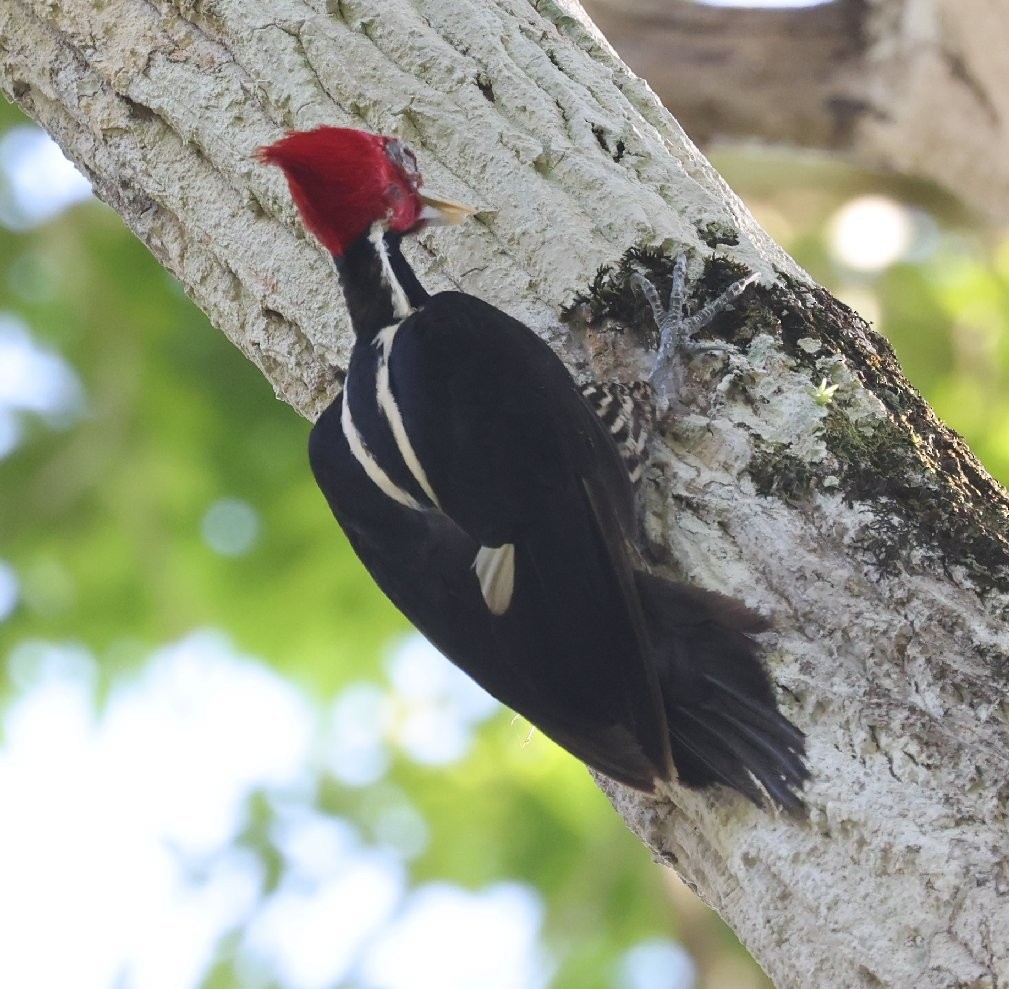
<box><xmin>632</xmin><ymin>254</ymin><xmax>759</xmax><ymax>411</ymax></box>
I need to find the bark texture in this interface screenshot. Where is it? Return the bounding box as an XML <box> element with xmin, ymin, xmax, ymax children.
<box><xmin>584</xmin><ymin>0</ymin><xmax>1009</xmax><ymax>221</ymax></box>
<box><xmin>3</xmin><ymin>1</ymin><xmax>1009</xmax><ymax>986</ymax></box>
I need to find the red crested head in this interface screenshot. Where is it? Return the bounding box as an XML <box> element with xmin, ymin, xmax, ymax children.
<box><xmin>256</xmin><ymin>127</ymin><xmax>427</xmax><ymax>258</ymax></box>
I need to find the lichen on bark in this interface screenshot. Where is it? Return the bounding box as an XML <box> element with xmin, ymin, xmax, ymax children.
<box><xmin>566</xmin><ymin>245</ymin><xmax>1009</xmax><ymax>599</ymax></box>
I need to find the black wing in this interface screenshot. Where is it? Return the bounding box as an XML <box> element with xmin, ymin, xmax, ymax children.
<box><xmin>309</xmin><ymin>393</ymin><xmax>671</xmax><ymax>789</ymax></box>
<box><xmin>312</xmin><ymin>286</ymin><xmax>676</xmax><ymax>789</ymax></box>
<box><xmin>386</xmin><ymin>292</ymin><xmax>674</xmax><ymax>782</ymax></box>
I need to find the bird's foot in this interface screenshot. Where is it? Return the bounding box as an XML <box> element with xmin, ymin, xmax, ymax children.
<box><xmin>631</xmin><ymin>254</ymin><xmax>759</xmax><ymax>411</ymax></box>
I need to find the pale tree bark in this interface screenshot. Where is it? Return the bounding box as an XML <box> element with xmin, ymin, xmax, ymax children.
<box><xmin>583</xmin><ymin>0</ymin><xmax>1009</xmax><ymax>221</ymax></box>
<box><xmin>3</xmin><ymin>1</ymin><xmax>1009</xmax><ymax>987</ymax></box>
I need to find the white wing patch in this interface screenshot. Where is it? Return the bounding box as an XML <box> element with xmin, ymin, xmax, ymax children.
<box><xmin>375</xmin><ymin>325</ymin><xmax>441</xmax><ymax>508</ymax></box>
<box><xmin>474</xmin><ymin>543</ymin><xmax>515</xmax><ymax>615</ymax></box>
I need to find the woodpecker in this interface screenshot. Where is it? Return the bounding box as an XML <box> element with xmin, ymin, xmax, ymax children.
<box><xmin>258</xmin><ymin>127</ymin><xmax>808</xmax><ymax>808</ymax></box>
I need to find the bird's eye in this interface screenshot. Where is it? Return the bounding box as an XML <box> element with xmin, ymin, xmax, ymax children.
<box><xmin>387</xmin><ymin>139</ymin><xmax>420</xmax><ymax>186</ymax></box>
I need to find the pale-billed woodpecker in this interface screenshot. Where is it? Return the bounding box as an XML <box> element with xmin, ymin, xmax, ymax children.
<box><xmin>258</xmin><ymin>127</ymin><xmax>808</xmax><ymax>808</ymax></box>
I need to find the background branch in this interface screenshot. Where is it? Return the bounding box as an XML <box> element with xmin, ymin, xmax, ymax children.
<box><xmin>584</xmin><ymin>0</ymin><xmax>1009</xmax><ymax>220</ymax></box>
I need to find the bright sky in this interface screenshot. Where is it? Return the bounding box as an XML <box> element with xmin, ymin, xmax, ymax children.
<box><xmin>0</xmin><ymin>632</ymin><xmax>554</xmax><ymax>989</ymax></box>
<box><xmin>0</xmin><ymin>313</ymin><xmax>85</xmax><ymax>459</ymax></box>
<box><xmin>0</xmin><ymin>124</ymin><xmax>92</xmax><ymax>230</ymax></box>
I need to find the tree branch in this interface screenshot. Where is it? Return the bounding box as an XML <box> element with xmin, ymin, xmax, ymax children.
<box><xmin>3</xmin><ymin>0</ymin><xmax>1008</xmax><ymax>985</ymax></box>
<box><xmin>583</xmin><ymin>0</ymin><xmax>1009</xmax><ymax>220</ymax></box>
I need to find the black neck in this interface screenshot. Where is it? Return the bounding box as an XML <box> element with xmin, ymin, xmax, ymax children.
<box><xmin>335</xmin><ymin>228</ymin><xmax>429</xmax><ymax>342</ymax></box>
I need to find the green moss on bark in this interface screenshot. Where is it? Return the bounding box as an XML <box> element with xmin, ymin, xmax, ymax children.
<box><xmin>566</xmin><ymin>244</ymin><xmax>1009</xmax><ymax>594</ymax></box>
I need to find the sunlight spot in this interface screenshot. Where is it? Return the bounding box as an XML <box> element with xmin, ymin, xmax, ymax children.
<box><xmin>202</xmin><ymin>498</ymin><xmax>260</xmax><ymax>556</ymax></box>
<box><xmin>828</xmin><ymin>195</ymin><xmax>914</xmax><ymax>272</ymax></box>
<box><xmin>272</xmin><ymin>807</ymin><xmax>361</xmax><ymax>879</ymax></box>
<box><xmin>112</xmin><ymin>631</ymin><xmax>315</xmax><ymax>851</ymax></box>
<box><xmin>387</xmin><ymin>634</ymin><xmax>499</xmax><ymax>721</ymax></box>
<box><xmin>126</xmin><ymin>850</ymin><xmax>262</xmax><ymax>989</ymax></box>
<box><xmin>395</xmin><ymin>700</ymin><xmax>469</xmax><ymax>765</ymax></box>
<box><xmin>241</xmin><ymin>853</ymin><xmax>404</xmax><ymax>989</ymax></box>
<box><xmin>0</xmin><ymin>313</ymin><xmax>85</xmax><ymax>419</ymax></box>
<box><xmin>325</xmin><ymin>682</ymin><xmax>393</xmax><ymax>786</ymax></box>
<box><xmin>0</xmin><ymin>124</ymin><xmax>93</xmax><ymax>230</ymax></box>
<box><xmin>618</xmin><ymin>939</ymin><xmax>696</xmax><ymax>989</ymax></box>
<box><xmin>0</xmin><ymin>312</ymin><xmax>85</xmax><ymax>458</ymax></box>
<box><xmin>360</xmin><ymin>883</ymin><xmax>549</xmax><ymax>989</ymax></box>
<box><xmin>385</xmin><ymin>634</ymin><xmax>499</xmax><ymax>766</ymax></box>
<box><xmin>7</xmin><ymin>638</ymin><xmax>95</xmax><ymax>691</ymax></box>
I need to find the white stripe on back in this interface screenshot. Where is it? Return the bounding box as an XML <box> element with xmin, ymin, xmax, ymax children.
<box><xmin>340</xmin><ymin>376</ymin><xmax>423</xmax><ymax>510</ymax></box>
<box><xmin>374</xmin><ymin>324</ymin><xmax>441</xmax><ymax>508</ymax></box>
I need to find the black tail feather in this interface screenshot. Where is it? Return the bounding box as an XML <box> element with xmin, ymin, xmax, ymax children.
<box><xmin>636</xmin><ymin>571</ymin><xmax>809</xmax><ymax>810</ymax></box>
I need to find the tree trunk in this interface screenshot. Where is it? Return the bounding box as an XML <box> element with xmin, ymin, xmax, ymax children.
<box><xmin>4</xmin><ymin>1</ymin><xmax>1008</xmax><ymax>986</ymax></box>
<box><xmin>583</xmin><ymin>0</ymin><xmax>1009</xmax><ymax>221</ymax></box>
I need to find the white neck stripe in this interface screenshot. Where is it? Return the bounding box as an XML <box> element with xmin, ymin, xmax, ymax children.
<box><xmin>369</xmin><ymin>223</ymin><xmax>413</xmax><ymax>320</ymax></box>
<box><xmin>375</xmin><ymin>325</ymin><xmax>441</xmax><ymax>508</ymax></box>
<box><xmin>340</xmin><ymin>376</ymin><xmax>423</xmax><ymax>510</ymax></box>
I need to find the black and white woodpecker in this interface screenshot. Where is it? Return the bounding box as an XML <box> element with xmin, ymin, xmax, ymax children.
<box><xmin>258</xmin><ymin>127</ymin><xmax>808</xmax><ymax>808</ymax></box>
